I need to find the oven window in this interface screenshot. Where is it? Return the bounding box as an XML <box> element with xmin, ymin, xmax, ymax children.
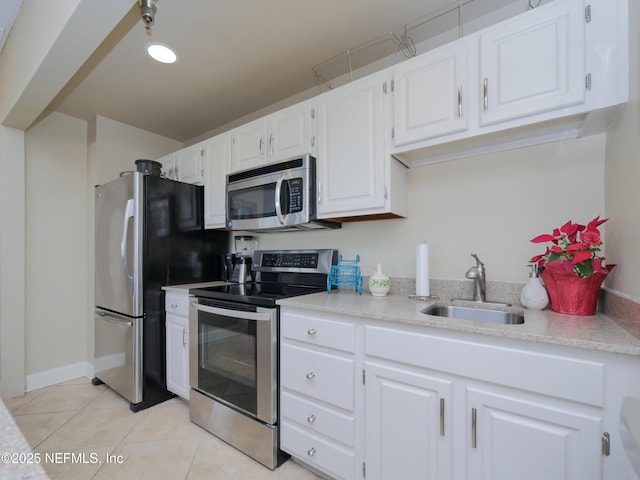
<box><xmin>228</xmin><ymin>184</ymin><xmax>276</xmax><ymax>220</ymax></box>
<box><xmin>198</xmin><ymin>314</ymin><xmax>257</xmax><ymax>416</ymax></box>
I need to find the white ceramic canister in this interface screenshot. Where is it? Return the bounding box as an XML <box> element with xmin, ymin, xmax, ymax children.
<box><xmin>369</xmin><ymin>262</ymin><xmax>391</xmax><ymax>296</ymax></box>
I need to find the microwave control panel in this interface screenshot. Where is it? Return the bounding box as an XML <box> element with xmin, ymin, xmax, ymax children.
<box><xmin>287</xmin><ymin>178</ymin><xmax>303</xmax><ymax>213</ymax></box>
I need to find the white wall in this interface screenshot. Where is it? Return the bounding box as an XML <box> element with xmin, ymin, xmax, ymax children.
<box><xmin>25</xmin><ymin>113</ymin><xmax>88</xmax><ymax>378</ymax></box>
<box><xmin>604</xmin><ymin>0</ymin><xmax>640</xmax><ymax>301</ymax></box>
<box><xmin>256</xmin><ymin>135</ymin><xmax>606</xmax><ymax>285</ymax></box>
<box><xmin>93</xmin><ymin>115</ymin><xmax>182</xmax><ymax>185</ymax></box>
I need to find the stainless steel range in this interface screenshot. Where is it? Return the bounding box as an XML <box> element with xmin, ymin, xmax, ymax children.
<box><xmin>188</xmin><ymin>249</ymin><xmax>337</xmax><ymax>469</ymax></box>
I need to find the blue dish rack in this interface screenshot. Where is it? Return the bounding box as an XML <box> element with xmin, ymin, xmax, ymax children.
<box><xmin>327</xmin><ymin>255</ymin><xmax>362</xmax><ymax>294</ymax></box>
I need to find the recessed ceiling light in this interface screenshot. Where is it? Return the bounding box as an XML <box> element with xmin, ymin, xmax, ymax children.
<box><xmin>146</xmin><ymin>43</ymin><xmax>178</xmax><ymax>64</ymax></box>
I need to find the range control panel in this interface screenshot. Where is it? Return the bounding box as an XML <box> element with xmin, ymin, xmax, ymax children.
<box><xmin>253</xmin><ymin>249</ymin><xmax>337</xmax><ymax>274</ymax></box>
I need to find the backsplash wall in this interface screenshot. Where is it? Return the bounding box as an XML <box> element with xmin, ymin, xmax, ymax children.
<box><xmin>256</xmin><ymin>133</ymin><xmax>606</xmax><ymax>288</ymax></box>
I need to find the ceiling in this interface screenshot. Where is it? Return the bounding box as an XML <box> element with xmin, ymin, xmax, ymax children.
<box><xmin>0</xmin><ymin>0</ymin><xmax>22</xmax><ymax>53</ymax></box>
<box><xmin>28</xmin><ymin>0</ymin><xmax>525</xmax><ymax>143</ymax></box>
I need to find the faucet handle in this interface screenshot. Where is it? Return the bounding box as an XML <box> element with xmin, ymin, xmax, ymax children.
<box><xmin>470</xmin><ymin>253</ymin><xmax>484</xmax><ymax>267</ymax></box>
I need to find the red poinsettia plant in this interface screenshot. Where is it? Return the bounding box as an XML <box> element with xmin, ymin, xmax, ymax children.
<box><xmin>530</xmin><ymin>216</ymin><xmax>609</xmax><ymax>278</ymax></box>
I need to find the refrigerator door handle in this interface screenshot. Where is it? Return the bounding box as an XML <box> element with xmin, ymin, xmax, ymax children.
<box><xmin>121</xmin><ymin>198</ymin><xmax>135</xmax><ymax>295</ymax></box>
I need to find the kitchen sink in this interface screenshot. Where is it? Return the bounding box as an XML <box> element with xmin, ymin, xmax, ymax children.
<box><xmin>421</xmin><ymin>304</ymin><xmax>525</xmax><ymax>325</ymax></box>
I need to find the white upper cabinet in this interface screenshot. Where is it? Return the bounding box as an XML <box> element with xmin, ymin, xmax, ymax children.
<box><xmin>157</xmin><ymin>152</ymin><xmax>176</xmax><ymax>180</ymax></box>
<box><xmin>203</xmin><ymin>133</ymin><xmax>230</xmax><ymax>229</ymax></box>
<box><xmin>230</xmin><ymin>101</ymin><xmax>316</xmax><ymax>173</ymax></box>
<box><xmin>393</xmin><ymin>39</ymin><xmax>469</xmax><ymax>146</ymax></box>
<box><xmin>478</xmin><ymin>0</ymin><xmax>585</xmax><ymax>126</ymax></box>
<box><xmin>316</xmin><ymin>71</ymin><xmax>388</xmax><ymax>218</ymax></box>
<box><xmin>175</xmin><ymin>143</ymin><xmax>205</xmax><ymax>184</ymax></box>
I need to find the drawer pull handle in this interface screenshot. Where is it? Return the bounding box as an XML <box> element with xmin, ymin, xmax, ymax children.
<box><xmin>307</xmin><ymin>414</ymin><xmax>316</xmax><ymax>424</ymax></box>
<box><xmin>307</xmin><ymin>447</ymin><xmax>316</xmax><ymax>457</ymax></box>
<box><xmin>307</xmin><ymin>328</ymin><xmax>316</xmax><ymax>336</ymax></box>
<box><xmin>171</xmin><ymin>303</ymin><xmax>178</xmax><ymax>308</ymax></box>
<box><xmin>306</xmin><ymin>372</ymin><xmax>316</xmax><ymax>380</ymax></box>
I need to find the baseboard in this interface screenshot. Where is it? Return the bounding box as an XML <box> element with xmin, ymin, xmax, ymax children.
<box><xmin>25</xmin><ymin>361</ymin><xmax>94</xmax><ymax>392</ymax></box>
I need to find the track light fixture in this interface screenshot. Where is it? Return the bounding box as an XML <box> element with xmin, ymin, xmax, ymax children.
<box><xmin>139</xmin><ymin>0</ymin><xmax>157</xmax><ymax>34</ymax></box>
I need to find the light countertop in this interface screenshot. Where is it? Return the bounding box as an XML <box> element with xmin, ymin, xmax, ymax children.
<box><xmin>277</xmin><ymin>291</ymin><xmax>640</xmax><ymax>356</ymax></box>
<box><xmin>0</xmin><ymin>398</ymin><xmax>49</xmax><ymax>479</ymax></box>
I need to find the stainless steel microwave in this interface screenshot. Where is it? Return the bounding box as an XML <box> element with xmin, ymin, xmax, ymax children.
<box><xmin>226</xmin><ymin>154</ymin><xmax>340</xmax><ymax>232</ymax></box>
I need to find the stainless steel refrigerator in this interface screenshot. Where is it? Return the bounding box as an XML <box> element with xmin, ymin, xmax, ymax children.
<box><xmin>93</xmin><ymin>171</ymin><xmax>227</xmax><ymax>412</ymax></box>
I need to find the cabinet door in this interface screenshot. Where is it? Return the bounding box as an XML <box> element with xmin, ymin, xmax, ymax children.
<box><xmin>316</xmin><ymin>72</ymin><xmax>386</xmax><ymax>217</ymax></box>
<box><xmin>166</xmin><ymin>313</ymin><xmax>189</xmax><ymax>400</ymax></box>
<box><xmin>467</xmin><ymin>387</ymin><xmax>602</xmax><ymax>480</ymax></box>
<box><xmin>479</xmin><ymin>0</ymin><xmax>585</xmax><ymax>126</ymax></box>
<box><xmin>203</xmin><ymin>134</ymin><xmax>230</xmax><ymax>229</ymax></box>
<box><xmin>393</xmin><ymin>40</ymin><xmax>468</xmax><ymax>146</ymax></box>
<box><xmin>268</xmin><ymin>101</ymin><xmax>316</xmax><ymax>161</ymax></box>
<box><xmin>157</xmin><ymin>153</ymin><xmax>176</xmax><ymax>180</ymax></box>
<box><xmin>365</xmin><ymin>361</ymin><xmax>453</xmax><ymax>480</ymax></box>
<box><xmin>230</xmin><ymin>118</ymin><xmax>268</xmax><ymax>172</ymax></box>
<box><xmin>175</xmin><ymin>144</ymin><xmax>204</xmax><ymax>184</ymax></box>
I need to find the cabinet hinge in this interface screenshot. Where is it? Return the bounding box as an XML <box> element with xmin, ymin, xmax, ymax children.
<box><xmin>310</xmin><ymin>108</ymin><xmax>316</xmax><ymax>119</ymax></box>
<box><xmin>390</xmin><ymin>79</ymin><xmax>394</xmax><ymax>93</ymax></box>
<box><xmin>602</xmin><ymin>432</ymin><xmax>611</xmax><ymax>456</ymax></box>
<box><xmin>200</xmin><ymin>149</ymin><xmax>205</xmax><ymax>157</ymax></box>
<box><xmin>362</xmin><ymin>461</ymin><xmax>366</xmax><ymax>478</ymax></box>
<box><xmin>585</xmin><ymin>5</ymin><xmax>591</xmax><ymax>23</ymax></box>
<box><xmin>384</xmin><ymin>186</ymin><xmax>388</xmax><ymax>200</ymax></box>
<box><xmin>391</xmin><ymin>127</ymin><xmax>395</xmax><ymax>140</ymax></box>
<box><xmin>382</xmin><ymin>81</ymin><xmax>387</xmax><ymax>94</ymax></box>
<box><xmin>362</xmin><ymin>369</ymin><xmax>366</xmax><ymax>385</ymax></box>
<box><xmin>585</xmin><ymin>73</ymin><xmax>592</xmax><ymax>91</ymax></box>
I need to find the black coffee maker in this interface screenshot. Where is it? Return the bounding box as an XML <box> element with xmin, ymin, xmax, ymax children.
<box><xmin>226</xmin><ymin>235</ymin><xmax>257</xmax><ymax>283</ymax></box>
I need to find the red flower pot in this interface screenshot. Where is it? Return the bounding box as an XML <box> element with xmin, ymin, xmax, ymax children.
<box><xmin>540</xmin><ymin>261</ymin><xmax>615</xmax><ymax>316</ymax></box>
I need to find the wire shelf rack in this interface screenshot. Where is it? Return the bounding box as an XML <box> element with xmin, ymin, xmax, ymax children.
<box><xmin>327</xmin><ymin>255</ymin><xmax>363</xmax><ymax>295</ymax></box>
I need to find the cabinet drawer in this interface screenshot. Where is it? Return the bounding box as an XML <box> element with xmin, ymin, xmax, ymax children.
<box><xmin>281</xmin><ymin>391</ymin><xmax>355</xmax><ymax>447</ymax></box>
<box><xmin>281</xmin><ymin>310</ymin><xmax>355</xmax><ymax>353</ymax></box>
<box><xmin>281</xmin><ymin>420</ymin><xmax>356</xmax><ymax>480</ymax></box>
<box><xmin>165</xmin><ymin>291</ymin><xmax>189</xmax><ymax>317</ymax></box>
<box><xmin>281</xmin><ymin>343</ymin><xmax>355</xmax><ymax>411</ymax></box>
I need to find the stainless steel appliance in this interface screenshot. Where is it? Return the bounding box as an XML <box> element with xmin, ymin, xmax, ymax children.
<box><xmin>93</xmin><ymin>170</ymin><xmax>228</xmax><ymax>412</ymax></box>
<box><xmin>226</xmin><ymin>154</ymin><xmax>341</xmax><ymax>232</ymax></box>
<box><xmin>189</xmin><ymin>248</ymin><xmax>337</xmax><ymax>469</ymax></box>
<box><xmin>225</xmin><ymin>235</ymin><xmax>258</xmax><ymax>283</ymax></box>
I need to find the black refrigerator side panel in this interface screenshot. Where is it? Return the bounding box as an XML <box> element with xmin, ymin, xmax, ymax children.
<box><xmin>142</xmin><ymin>176</ymin><xmax>228</xmax><ymax>403</ymax></box>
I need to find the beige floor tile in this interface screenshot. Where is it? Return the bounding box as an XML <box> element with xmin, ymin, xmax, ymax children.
<box><xmin>12</xmin><ymin>411</ymin><xmax>76</xmax><ymax>449</ymax></box>
<box><xmin>12</xmin><ymin>383</ymin><xmax>105</xmax><ymax>415</ymax></box>
<box><xmin>93</xmin><ymin>437</ymin><xmax>200</xmax><ymax>480</ymax></box>
<box><xmin>84</xmin><ymin>385</ymin><xmax>131</xmax><ymax>410</ymax></box>
<box><xmin>38</xmin><ymin>406</ymin><xmax>138</xmax><ymax>450</ymax></box>
<box><xmin>4</xmin><ymin>386</ymin><xmax>51</xmax><ymax>413</ymax></box>
<box><xmin>37</xmin><ymin>445</ymin><xmax>116</xmax><ymax>480</ymax></box>
<box><xmin>187</xmin><ymin>434</ymin><xmax>323</xmax><ymax>480</ymax></box>
<box><xmin>123</xmin><ymin>397</ymin><xmax>208</xmax><ymax>444</ymax></box>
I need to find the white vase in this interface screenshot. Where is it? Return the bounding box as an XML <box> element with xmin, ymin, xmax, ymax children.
<box><xmin>369</xmin><ymin>262</ymin><xmax>391</xmax><ymax>297</ymax></box>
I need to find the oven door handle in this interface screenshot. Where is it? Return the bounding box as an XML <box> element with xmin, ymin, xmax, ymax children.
<box><xmin>190</xmin><ymin>301</ymin><xmax>272</xmax><ymax>322</ymax></box>
<box><xmin>274</xmin><ymin>175</ymin><xmax>287</xmax><ymax>225</ymax></box>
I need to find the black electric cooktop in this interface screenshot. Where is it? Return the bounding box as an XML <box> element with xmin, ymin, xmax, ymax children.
<box><xmin>189</xmin><ymin>282</ymin><xmax>326</xmax><ymax>308</ymax></box>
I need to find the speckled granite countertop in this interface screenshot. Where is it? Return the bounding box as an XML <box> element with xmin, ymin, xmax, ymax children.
<box><xmin>277</xmin><ymin>291</ymin><xmax>640</xmax><ymax>356</ymax></box>
<box><xmin>0</xmin><ymin>398</ymin><xmax>49</xmax><ymax>479</ymax></box>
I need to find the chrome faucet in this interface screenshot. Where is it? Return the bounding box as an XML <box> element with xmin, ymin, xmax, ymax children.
<box><xmin>465</xmin><ymin>254</ymin><xmax>486</xmax><ymax>302</ymax></box>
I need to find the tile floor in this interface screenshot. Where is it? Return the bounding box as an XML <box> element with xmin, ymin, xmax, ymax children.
<box><xmin>6</xmin><ymin>378</ymin><xmax>323</xmax><ymax>480</ymax></box>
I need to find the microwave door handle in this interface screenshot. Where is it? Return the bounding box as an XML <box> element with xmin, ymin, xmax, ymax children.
<box><xmin>120</xmin><ymin>198</ymin><xmax>135</xmax><ymax>295</ymax></box>
<box><xmin>274</xmin><ymin>175</ymin><xmax>287</xmax><ymax>225</ymax></box>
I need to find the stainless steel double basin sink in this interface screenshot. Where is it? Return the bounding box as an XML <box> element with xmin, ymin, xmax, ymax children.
<box><xmin>421</xmin><ymin>303</ymin><xmax>525</xmax><ymax>325</ymax></box>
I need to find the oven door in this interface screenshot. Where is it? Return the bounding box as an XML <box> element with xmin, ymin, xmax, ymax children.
<box><xmin>189</xmin><ymin>297</ymin><xmax>278</xmax><ymax>425</ymax></box>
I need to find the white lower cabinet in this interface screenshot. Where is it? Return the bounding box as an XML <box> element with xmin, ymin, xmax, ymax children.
<box><xmin>364</xmin><ymin>361</ymin><xmax>453</xmax><ymax>480</ymax></box>
<box><xmin>164</xmin><ymin>291</ymin><xmax>190</xmax><ymax>400</ymax></box>
<box><xmin>280</xmin><ymin>310</ymin><xmax>358</xmax><ymax>480</ymax></box>
<box><xmin>467</xmin><ymin>387</ymin><xmax>601</xmax><ymax>480</ymax></box>
<box><xmin>279</xmin><ymin>306</ymin><xmax>623</xmax><ymax>480</ymax></box>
